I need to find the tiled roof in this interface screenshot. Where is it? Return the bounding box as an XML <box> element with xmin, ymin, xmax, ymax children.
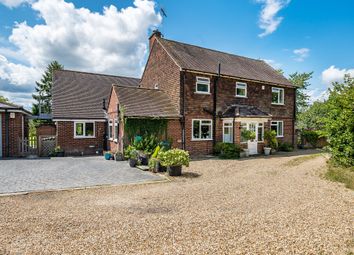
<box><xmin>113</xmin><ymin>85</ymin><xmax>180</xmax><ymax>118</ymax></box>
<box><xmin>222</xmin><ymin>104</ymin><xmax>271</xmax><ymax>118</ymax></box>
<box><xmin>158</xmin><ymin>38</ymin><xmax>294</xmax><ymax>87</ymax></box>
<box><xmin>52</xmin><ymin>70</ymin><xmax>140</xmax><ymax>119</ymax></box>
<box><xmin>0</xmin><ymin>101</ymin><xmax>31</xmax><ymax>115</ymax></box>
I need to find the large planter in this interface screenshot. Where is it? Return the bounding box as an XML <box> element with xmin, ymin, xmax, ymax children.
<box><xmin>104</xmin><ymin>152</ymin><xmax>113</xmax><ymax>160</ymax></box>
<box><xmin>243</xmin><ymin>149</ymin><xmax>250</xmax><ymax>157</ymax></box>
<box><xmin>264</xmin><ymin>147</ymin><xmax>271</xmax><ymax>156</ymax></box>
<box><xmin>114</xmin><ymin>152</ymin><xmax>124</xmax><ymax>161</ymax></box>
<box><xmin>139</xmin><ymin>154</ymin><xmax>149</xmax><ymax>166</ymax></box>
<box><xmin>56</xmin><ymin>151</ymin><xmax>65</xmax><ymax>157</ymax></box>
<box><xmin>129</xmin><ymin>158</ymin><xmax>138</xmax><ymax>167</ymax></box>
<box><xmin>167</xmin><ymin>165</ymin><xmax>182</xmax><ymax>176</ymax></box>
<box><xmin>156</xmin><ymin>161</ymin><xmax>167</xmax><ymax>172</ymax></box>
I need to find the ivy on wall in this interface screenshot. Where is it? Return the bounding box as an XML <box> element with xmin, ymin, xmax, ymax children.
<box><xmin>124</xmin><ymin>118</ymin><xmax>168</xmax><ymax>143</ymax></box>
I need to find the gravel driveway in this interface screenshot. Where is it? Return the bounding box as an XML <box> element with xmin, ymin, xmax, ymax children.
<box><xmin>0</xmin><ymin>152</ymin><xmax>353</xmax><ymax>254</ymax></box>
<box><xmin>0</xmin><ymin>157</ymin><xmax>162</xmax><ymax>194</ymax></box>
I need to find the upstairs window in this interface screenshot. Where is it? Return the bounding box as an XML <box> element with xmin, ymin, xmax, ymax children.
<box><xmin>272</xmin><ymin>87</ymin><xmax>284</xmax><ymax>105</ymax></box>
<box><xmin>196</xmin><ymin>77</ymin><xmax>210</xmax><ymax>94</ymax></box>
<box><xmin>75</xmin><ymin>122</ymin><xmax>95</xmax><ymax>138</ymax></box>
<box><xmin>236</xmin><ymin>82</ymin><xmax>247</xmax><ymax>97</ymax></box>
<box><xmin>271</xmin><ymin>121</ymin><xmax>283</xmax><ymax>137</ymax></box>
<box><xmin>192</xmin><ymin>119</ymin><xmax>212</xmax><ymax>140</ymax></box>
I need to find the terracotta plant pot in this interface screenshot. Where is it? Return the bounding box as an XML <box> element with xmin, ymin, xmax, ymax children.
<box><xmin>167</xmin><ymin>165</ymin><xmax>182</xmax><ymax>176</ymax></box>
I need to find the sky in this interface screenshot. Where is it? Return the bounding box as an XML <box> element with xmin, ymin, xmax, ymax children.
<box><xmin>0</xmin><ymin>0</ymin><xmax>353</xmax><ymax>109</ymax></box>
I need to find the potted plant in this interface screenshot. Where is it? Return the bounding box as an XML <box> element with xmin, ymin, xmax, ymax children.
<box><xmin>54</xmin><ymin>146</ymin><xmax>64</xmax><ymax>157</ymax></box>
<box><xmin>104</xmin><ymin>151</ymin><xmax>113</xmax><ymax>160</ymax></box>
<box><xmin>158</xmin><ymin>149</ymin><xmax>190</xmax><ymax>176</ymax></box>
<box><xmin>114</xmin><ymin>151</ymin><xmax>124</xmax><ymax>161</ymax></box>
<box><xmin>128</xmin><ymin>150</ymin><xmax>139</xmax><ymax>167</ymax></box>
<box><xmin>264</xmin><ymin>130</ymin><xmax>278</xmax><ymax>155</ymax></box>
<box><xmin>241</xmin><ymin>130</ymin><xmax>256</xmax><ymax>157</ymax></box>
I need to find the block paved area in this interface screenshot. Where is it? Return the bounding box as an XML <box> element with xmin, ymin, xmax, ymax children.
<box><xmin>0</xmin><ymin>156</ymin><xmax>162</xmax><ymax>194</ymax></box>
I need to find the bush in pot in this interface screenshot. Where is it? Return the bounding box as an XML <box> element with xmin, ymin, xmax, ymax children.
<box><xmin>264</xmin><ymin>130</ymin><xmax>278</xmax><ymax>155</ymax></box>
<box><xmin>128</xmin><ymin>149</ymin><xmax>139</xmax><ymax>167</ymax></box>
<box><xmin>158</xmin><ymin>149</ymin><xmax>190</xmax><ymax>176</ymax></box>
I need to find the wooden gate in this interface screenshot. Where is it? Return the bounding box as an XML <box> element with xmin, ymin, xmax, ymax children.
<box><xmin>38</xmin><ymin>136</ymin><xmax>56</xmax><ymax>157</ymax></box>
<box><xmin>18</xmin><ymin>137</ymin><xmax>38</xmax><ymax>157</ymax></box>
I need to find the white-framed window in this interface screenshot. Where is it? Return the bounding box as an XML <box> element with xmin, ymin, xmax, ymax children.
<box><xmin>240</xmin><ymin>122</ymin><xmax>264</xmax><ymax>142</ymax></box>
<box><xmin>271</xmin><ymin>121</ymin><xmax>284</xmax><ymax>137</ymax></box>
<box><xmin>223</xmin><ymin>121</ymin><xmax>233</xmax><ymax>143</ymax></box>
<box><xmin>114</xmin><ymin>119</ymin><xmax>119</xmax><ymax>142</ymax></box>
<box><xmin>236</xmin><ymin>82</ymin><xmax>247</xmax><ymax>97</ymax></box>
<box><xmin>272</xmin><ymin>87</ymin><xmax>284</xmax><ymax>105</ymax></box>
<box><xmin>108</xmin><ymin>119</ymin><xmax>113</xmax><ymax>140</ymax></box>
<box><xmin>74</xmin><ymin>121</ymin><xmax>95</xmax><ymax>138</ymax></box>
<box><xmin>257</xmin><ymin>123</ymin><xmax>264</xmax><ymax>142</ymax></box>
<box><xmin>195</xmin><ymin>77</ymin><xmax>210</xmax><ymax>94</ymax></box>
<box><xmin>192</xmin><ymin>119</ymin><xmax>212</xmax><ymax>140</ymax></box>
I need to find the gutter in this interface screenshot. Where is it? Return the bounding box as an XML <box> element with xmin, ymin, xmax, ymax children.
<box><xmin>213</xmin><ymin>63</ymin><xmax>221</xmax><ymax>147</ymax></box>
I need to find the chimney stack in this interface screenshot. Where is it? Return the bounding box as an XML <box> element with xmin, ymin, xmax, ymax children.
<box><xmin>149</xmin><ymin>29</ymin><xmax>162</xmax><ymax>51</ymax></box>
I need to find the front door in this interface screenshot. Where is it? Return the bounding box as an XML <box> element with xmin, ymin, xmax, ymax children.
<box><xmin>223</xmin><ymin>121</ymin><xmax>233</xmax><ymax>143</ymax></box>
<box><xmin>0</xmin><ymin>114</ymin><xmax>2</xmax><ymax>158</ymax></box>
<box><xmin>247</xmin><ymin>122</ymin><xmax>258</xmax><ymax>155</ymax></box>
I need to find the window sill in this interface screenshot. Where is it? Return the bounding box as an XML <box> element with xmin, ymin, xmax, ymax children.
<box><xmin>271</xmin><ymin>103</ymin><xmax>285</xmax><ymax>106</ymax></box>
<box><xmin>191</xmin><ymin>138</ymin><xmax>213</xmax><ymax>141</ymax></box>
<box><xmin>74</xmin><ymin>136</ymin><xmax>96</xmax><ymax>139</ymax></box>
<box><xmin>276</xmin><ymin>136</ymin><xmax>284</xmax><ymax>138</ymax></box>
<box><xmin>235</xmin><ymin>95</ymin><xmax>247</xmax><ymax>98</ymax></box>
<box><xmin>194</xmin><ymin>92</ymin><xmax>211</xmax><ymax>95</ymax></box>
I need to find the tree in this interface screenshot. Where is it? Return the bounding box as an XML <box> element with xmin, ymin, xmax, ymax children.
<box><xmin>0</xmin><ymin>96</ymin><xmax>10</xmax><ymax>103</ymax></box>
<box><xmin>32</xmin><ymin>60</ymin><xmax>63</xmax><ymax>116</ymax></box>
<box><xmin>322</xmin><ymin>75</ymin><xmax>354</xmax><ymax>166</ymax></box>
<box><xmin>288</xmin><ymin>72</ymin><xmax>313</xmax><ymax>114</ymax></box>
<box><xmin>296</xmin><ymin>101</ymin><xmax>327</xmax><ymax>132</ymax></box>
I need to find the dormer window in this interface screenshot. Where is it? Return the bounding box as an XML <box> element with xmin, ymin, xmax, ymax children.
<box><xmin>236</xmin><ymin>82</ymin><xmax>247</xmax><ymax>97</ymax></box>
<box><xmin>195</xmin><ymin>77</ymin><xmax>210</xmax><ymax>94</ymax></box>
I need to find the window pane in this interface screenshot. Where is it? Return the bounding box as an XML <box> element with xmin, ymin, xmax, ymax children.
<box><xmin>201</xmin><ymin>124</ymin><xmax>211</xmax><ymax>139</ymax></box>
<box><xmin>270</xmin><ymin>124</ymin><xmax>277</xmax><ymax>135</ymax></box>
<box><xmin>272</xmin><ymin>90</ymin><xmax>279</xmax><ymax>103</ymax></box>
<box><xmin>193</xmin><ymin>120</ymin><xmax>200</xmax><ymax>139</ymax></box>
<box><xmin>241</xmin><ymin>123</ymin><xmax>247</xmax><ymax>142</ymax></box>
<box><xmin>197</xmin><ymin>77</ymin><xmax>210</xmax><ymax>83</ymax></box>
<box><xmin>278</xmin><ymin>122</ymin><xmax>283</xmax><ymax>136</ymax></box>
<box><xmin>85</xmin><ymin>123</ymin><xmax>94</xmax><ymax>137</ymax></box>
<box><xmin>258</xmin><ymin>125</ymin><xmax>263</xmax><ymax>141</ymax></box>
<box><xmin>279</xmin><ymin>89</ymin><xmax>284</xmax><ymax>104</ymax></box>
<box><xmin>75</xmin><ymin>123</ymin><xmax>83</xmax><ymax>136</ymax></box>
<box><xmin>197</xmin><ymin>83</ymin><xmax>209</xmax><ymax>92</ymax></box>
<box><xmin>114</xmin><ymin>121</ymin><xmax>119</xmax><ymax>140</ymax></box>
<box><xmin>236</xmin><ymin>87</ymin><xmax>246</xmax><ymax>96</ymax></box>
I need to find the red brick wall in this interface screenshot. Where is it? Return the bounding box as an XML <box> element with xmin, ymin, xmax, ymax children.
<box><xmin>1</xmin><ymin>112</ymin><xmax>26</xmax><ymax>157</ymax></box>
<box><xmin>107</xmin><ymin>88</ymin><xmax>124</xmax><ymax>153</ymax></box>
<box><xmin>37</xmin><ymin>124</ymin><xmax>56</xmax><ymax>137</ymax></box>
<box><xmin>56</xmin><ymin>121</ymin><xmax>105</xmax><ymax>156</ymax></box>
<box><xmin>140</xmin><ymin>38</ymin><xmax>181</xmax><ymax>112</ymax></box>
<box><xmin>166</xmin><ymin>119</ymin><xmax>182</xmax><ymax>149</ymax></box>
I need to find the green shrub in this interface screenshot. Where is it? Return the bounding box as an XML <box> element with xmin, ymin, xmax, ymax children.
<box><xmin>158</xmin><ymin>149</ymin><xmax>190</xmax><ymax>167</ymax></box>
<box><xmin>124</xmin><ymin>145</ymin><xmax>136</xmax><ymax>159</ymax></box>
<box><xmin>241</xmin><ymin>129</ymin><xmax>256</xmax><ymax>141</ymax></box>
<box><xmin>132</xmin><ymin>134</ymin><xmax>159</xmax><ymax>155</ymax></box>
<box><xmin>264</xmin><ymin>130</ymin><xmax>278</xmax><ymax>149</ymax></box>
<box><xmin>278</xmin><ymin>142</ymin><xmax>294</xmax><ymax>152</ymax></box>
<box><xmin>301</xmin><ymin>130</ymin><xmax>320</xmax><ymax>148</ymax></box>
<box><xmin>219</xmin><ymin>143</ymin><xmax>241</xmax><ymax>159</ymax></box>
<box><xmin>213</xmin><ymin>142</ymin><xmax>224</xmax><ymax>155</ymax></box>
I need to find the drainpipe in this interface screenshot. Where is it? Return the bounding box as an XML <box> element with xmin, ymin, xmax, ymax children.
<box><xmin>292</xmin><ymin>88</ymin><xmax>297</xmax><ymax>148</ymax></box>
<box><xmin>5</xmin><ymin>109</ymin><xmax>9</xmax><ymax>157</ymax></box>
<box><xmin>180</xmin><ymin>71</ymin><xmax>186</xmax><ymax>150</ymax></box>
<box><xmin>213</xmin><ymin>63</ymin><xmax>221</xmax><ymax>147</ymax></box>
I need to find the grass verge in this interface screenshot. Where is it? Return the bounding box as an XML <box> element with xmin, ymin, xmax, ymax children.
<box><xmin>325</xmin><ymin>161</ymin><xmax>354</xmax><ymax>190</ymax></box>
<box><xmin>285</xmin><ymin>153</ymin><xmax>322</xmax><ymax>167</ymax></box>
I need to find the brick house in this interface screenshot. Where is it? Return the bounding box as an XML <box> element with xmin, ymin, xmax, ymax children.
<box><xmin>106</xmin><ymin>31</ymin><xmax>296</xmax><ymax>155</ymax></box>
<box><xmin>54</xmin><ymin>31</ymin><xmax>296</xmax><ymax>156</ymax></box>
<box><xmin>52</xmin><ymin>70</ymin><xmax>139</xmax><ymax>155</ymax></box>
<box><xmin>0</xmin><ymin>102</ymin><xmax>31</xmax><ymax>158</ymax></box>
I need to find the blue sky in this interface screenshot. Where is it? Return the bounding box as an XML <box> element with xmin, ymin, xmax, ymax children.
<box><xmin>0</xmin><ymin>0</ymin><xmax>353</xmax><ymax>108</ymax></box>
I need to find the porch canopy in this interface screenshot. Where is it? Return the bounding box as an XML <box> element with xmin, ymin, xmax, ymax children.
<box><xmin>222</xmin><ymin>104</ymin><xmax>271</xmax><ymax>120</ymax></box>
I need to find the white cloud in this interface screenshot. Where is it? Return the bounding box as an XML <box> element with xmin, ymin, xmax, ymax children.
<box><xmin>0</xmin><ymin>0</ymin><xmax>162</xmax><ymax>106</ymax></box>
<box><xmin>262</xmin><ymin>58</ymin><xmax>282</xmax><ymax>69</ymax></box>
<box><xmin>0</xmin><ymin>0</ymin><xmax>31</xmax><ymax>8</ymax></box>
<box><xmin>293</xmin><ymin>48</ymin><xmax>310</xmax><ymax>62</ymax></box>
<box><xmin>256</xmin><ymin>0</ymin><xmax>290</xmax><ymax>37</ymax></box>
<box><xmin>321</xmin><ymin>65</ymin><xmax>354</xmax><ymax>87</ymax></box>
<box><xmin>307</xmin><ymin>88</ymin><xmax>328</xmax><ymax>103</ymax></box>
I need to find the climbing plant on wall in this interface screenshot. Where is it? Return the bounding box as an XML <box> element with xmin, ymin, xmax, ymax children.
<box><xmin>124</xmin><ymin>118</ymin><xmax>168</xmax><ymax>143</ymax></box>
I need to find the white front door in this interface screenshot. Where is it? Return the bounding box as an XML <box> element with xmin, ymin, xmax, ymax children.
<box><xmin>247</xmin><ymin>122</ymin><xmax>258</xmax><ymax>155</ymax></box>
<box><xmin>0</xmin><ymin>114</ymin><xmax>2</xmax><ymax>158</ymax></box>
<box><xmin>223</xmin><ymin>121</ymin><xmax>233</xmax><ymax>143</ymax></box>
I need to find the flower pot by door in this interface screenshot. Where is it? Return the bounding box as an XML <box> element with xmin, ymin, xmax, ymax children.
<box><xmin>168</xmin><ymin>165</ymin><xmax>182</xmax><ymax>176</ymax></box>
